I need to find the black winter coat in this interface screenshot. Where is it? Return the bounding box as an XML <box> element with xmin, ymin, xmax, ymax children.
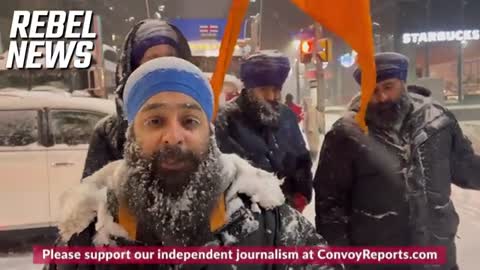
<box><xmin>47</xmin><ymin>205</ymin><xmax>328</xmax><ymax>270</ymax></box>
<box><xmin>82</xmin><ymin>20</ymin><xmax>192</xmax><ymax>179</ymax></box>
<box><xmin>215</xmin><ymin>91</ymin><xmax>313</xmax><ymax>203</ymax></box>
<box><xmin>314</xmin><ymin>87</ymin><xmax>480</xmax><ymax>270</ymax></box>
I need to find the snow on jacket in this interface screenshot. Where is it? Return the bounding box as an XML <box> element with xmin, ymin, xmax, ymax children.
<box><xmin>81</xmin><ymin>20</ymin><xmax>192</xmax><ymax>179</ymax></box>
<box><xmin>47</xmin><ymin>154</ymin><xmax>334</xmax><ymax>270</ymax></box>
<box><xmin>314</xmin><ymin>86</ymin><xmax>480</xmax><ymax>270</ymax></box>
<box><xmin>214</xmin><ymin>91</ymin><xmax>313</xmax><ymax>206</ymax></box>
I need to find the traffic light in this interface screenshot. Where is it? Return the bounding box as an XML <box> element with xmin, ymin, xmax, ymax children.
<box><xmin>298</xmin><ymin>38</ymin><xmax>333</xmax><ymax>64</ymax></box>
<box><xmin>318</xmin><ymin>38</ymin><xmax>333</xmax><ymax>62</ymax></box>
<box><xmin>299</xmin><ymin>39</ymin><xmax>313</xmax><ymax>63</ymax></box>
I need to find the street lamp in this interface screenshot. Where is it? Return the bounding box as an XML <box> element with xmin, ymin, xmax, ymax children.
<box><xmin>373</xmin><ymin>22</ymin><xmax>382</xmax><ymax>51</ymax></box>
<box><xmin>145</xmin><ymin>0</ymin><xmax>151</xmax><ymax>18</ymax></box>
<box><xmin>243</xmin><ymin>16</ymin><xmax>256</xmax><ymax>39</ymax></box>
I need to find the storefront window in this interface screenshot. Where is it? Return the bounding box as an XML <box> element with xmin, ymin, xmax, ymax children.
<box><xmin>462</xmin><ymin>40</ymin><xmax>480</xmax><ymax>103</ymax></box>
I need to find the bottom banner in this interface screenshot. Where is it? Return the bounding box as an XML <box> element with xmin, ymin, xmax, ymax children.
<box><xmin>33</xmin><ymin>246</ymin><xmax>446</xmax><ymax>265</ymax></box>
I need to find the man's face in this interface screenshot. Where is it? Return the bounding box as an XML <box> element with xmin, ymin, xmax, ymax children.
<box><xmin>274</xmin><ymin>90</ymin><xmax>282</xmax><ymax>103</ymax></box>
<box><xmin>367</xmin><ymin>78</ymin><xmax>410</xmax><ymax>129</ymax></box>
<box><xmin>133</xmin><ymin>92</ymin><xmax>210</xmax><ymax>187</ymax></box>
<box><xmin>124</xmin><ymin>94</ymin><xmax>222</xmax><ymax>245</ymax></box>
<box><xmin>124</xmin><ymin>92</ymin><xmax>222</xmax><ymax>246</ymax></box>
<box><xmin>370</xmin><ymin>78</ymin><xmax>404</xmax><ymax>105</ymax></box>
<box><xmin>246</xmin><ymin>86</ymin><xmax>281</xmax><ymax>126</ymax></box>
<box><xmin>251</xmin><ymin>86</ymin><xmax>281</xmax><ymax>103</ymax></box>
<box><xmin>140</xmin><ymin>44</ymin><xmax>177</xmax><ymax>65</ymax></box>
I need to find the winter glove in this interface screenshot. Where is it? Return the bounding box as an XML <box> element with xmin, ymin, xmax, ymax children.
<box><xmin>292</xmin><ymin>193</ymin><xmax>308</xmax><ymax>213</ymax></box>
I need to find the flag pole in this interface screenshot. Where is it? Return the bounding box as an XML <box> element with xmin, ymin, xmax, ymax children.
<box><xmin>313</xmin><ymin>23</ymin><xmax>326</xmax><ymax>135</ymax></box>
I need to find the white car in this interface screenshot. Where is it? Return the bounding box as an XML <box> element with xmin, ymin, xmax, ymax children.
<box><xmin>0</xmin><ymin>90</ymin><xmax>114</xmax><ymax>236</ymax></box>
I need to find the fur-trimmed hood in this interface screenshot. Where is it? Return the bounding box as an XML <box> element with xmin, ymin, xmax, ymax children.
<box><xmin>58</xmin><ymin>154</ymin><xmax>285</xmax><ymax>244</ymax></box>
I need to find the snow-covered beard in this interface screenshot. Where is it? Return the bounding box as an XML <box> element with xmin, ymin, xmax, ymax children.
<box><xmin>366</xmin><ymin>90</ymin><xmax>412</xmax><ymax>130</ymax></box>
<box><xmin>122</xmin><ymin>127</ymin><xmax>225</xmax><ymax>246</ymax></box>
<box><xmin>244</xmin><ymin>89</ymin><xmax>280</xmax><ymax>127</ymax></box>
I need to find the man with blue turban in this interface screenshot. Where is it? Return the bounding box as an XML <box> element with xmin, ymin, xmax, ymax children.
<box><xmin>46</xmin><ymin>57</ymin><xmax>335</xmax><ymax>270</ymax></box>
<box><xmin>215</xmin><ymin>50</ymin><xmax>313</xmax><ymax>213</ymax></box>
<box><xmin>82</xmin><ymin>19</ymin><xmax>192</xmax><ymax>179</ymax></box>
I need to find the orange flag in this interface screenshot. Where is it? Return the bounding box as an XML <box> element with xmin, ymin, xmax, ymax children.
<box><xmin>210</xmin><ymin>0</ymin><xmax>250</xmax><ymax>119</ymax></box>
<box><xmin>291</xmin><ymin>0</ymin><xmax>376</xmax><ymax>131</ymax></box>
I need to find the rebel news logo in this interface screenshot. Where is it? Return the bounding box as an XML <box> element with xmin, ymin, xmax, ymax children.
<box><xmin>6</xmin><ymin>10</ymin><xmax>96</xmax><ymax>69</ymax></box>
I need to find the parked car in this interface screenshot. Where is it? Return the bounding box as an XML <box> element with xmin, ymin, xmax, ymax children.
<box><xmin>0</xmin><ymin>89</ymin><xmax>114</xmax><ymax>250</ymax></box>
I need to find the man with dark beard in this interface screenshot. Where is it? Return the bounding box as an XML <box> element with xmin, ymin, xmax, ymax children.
<box><xmin>215</xmin><ymin>51</ymin><xmax>313</xmax><ymax>213</ymax></box>
<box><xmin>314</xmin><ymin>52</ymin><xmax>480</xmax><ymax>270</ymax></box>
<box><xmin>47</xmin><ymin>57</ymin><xmax>334</xmax><ymax>270</ymax></box>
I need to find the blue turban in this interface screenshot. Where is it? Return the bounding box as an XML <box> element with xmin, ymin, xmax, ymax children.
<box><xmin>354</xmin><ymin>52</ymin><xmax>409</xmax><ymax>84</ymax></box>
<box><xmin>240</xmin><ymin>50</ymin><xmax>291</xmax><ymax>90</ymax></box>
<box><xmin>123</xmin><ymin>57</ymin><xmax>213</xmax><ymax>123</ymax></box>
<box><xmin>130</xmin><ymin>20</ymin><xmax>180</xmax><ymax>69</ymax></box>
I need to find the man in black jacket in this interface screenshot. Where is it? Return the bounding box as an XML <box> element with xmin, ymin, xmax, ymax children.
<box><xmin>215</xmin><ymin>51</ymin><xmax>313</xmax><ymax>213</ymax></box>
<box><xmin>81</xmin><ymin>19</ymin><xmax>192</xmax><ymax>178</ymax></box>
<box><xmin>47</xmin><ymin>57</ymin><xmax>333</xmax><ymax>270</ymax></box>
<box><xmin>314</xmin><ymin>52</ymin><xmax>480</xmax><ymax>270</ymax></box>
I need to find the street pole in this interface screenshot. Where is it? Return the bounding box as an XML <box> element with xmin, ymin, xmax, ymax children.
<box><xmin>458</xmin><ymin>0</ymin><xmax>465</xmax><ymax>103</ymax></box>
<box><xmin>258</xmin><ymin>0</ymin><xmax>263</xmax><ymax>49</ymax></box>
<box><xmin>145</xmin><ymin>0</ymin><xmax>151</xmax><ymax>18</ymax></box>
<box><xmin>295</xmin><ymin>58</ymin><xmax>301</xmax><ymax>104</ymax></box>
<box><xmin>458</xmin><ymin>43</ymin><xmax>464</xmax><ymax>103</ymax></box>
<box><xmin>313</xmin><ymin>23</ymin><xmax>326</xmax><ymax>134</ymax></box>
<box><xmin>243</xmin><ymin>19</ymin><xmax>249</xmax><ymax>39</ymax></box>
<box><xmin>425</xmin><ymin>0</ymin><xmax>431</xmax><ymax>77</ymax></box>
<box><xmin>251</xmin><ymin>14</ymin><xmax>261</xmax><ymax>52</ymax></box>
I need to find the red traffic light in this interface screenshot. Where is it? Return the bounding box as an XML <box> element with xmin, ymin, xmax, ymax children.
<box><xmin>301</xmin><ymin>40</ymin><xmax>313</xmax><ymax>54</ymax></box>
<box><xmin>300</xmin><ymin>39</ymin><xmax>313</xmax><ymax>63</ymax></box>
<box><xmin>298</xmin><ymin>38</ymin><xmax>332</xmax><ymax>64</ymax></box>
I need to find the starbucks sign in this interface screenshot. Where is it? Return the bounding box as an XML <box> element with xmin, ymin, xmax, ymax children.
<box><xmin>402</xmin><ymin>30</ymin><xmax>480</xmax><ymax>44</ymax></box>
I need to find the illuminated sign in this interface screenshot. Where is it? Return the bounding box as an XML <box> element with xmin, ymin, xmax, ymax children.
<box><xmin>170</xmin><ymin>18</ymin><xmax>245</xmax><ymax>41</ymax></box>
<box><xmin>190</xmin><ymin>43</ymin><xmax>221</xmax><ymax>51</ymax></box>
<box><xmin>189</xmin><ymin>41</ymin><xmax>249</xmax><ymax>57</ymax></box>
<box><xmin>402</xmin><ymin>30</ymin><xmax>480</xmax><ymax>44</ymax></box>
<box><xmin>339</xmin><ymin>50</ymin><xmax>357</xmax><ymax>68</ymax></box>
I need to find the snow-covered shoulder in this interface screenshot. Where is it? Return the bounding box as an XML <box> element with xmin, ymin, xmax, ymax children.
<box><xmin>220</xmin><ymin>153</ymin><xmax>285</xmax><ymax>211</ymax></box>
<box><xmin>57</xmin><ymin>160</ymin><xmax>126</xmax><ymax>243</ymax></box>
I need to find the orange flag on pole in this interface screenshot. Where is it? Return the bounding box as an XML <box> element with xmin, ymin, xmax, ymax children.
<box><xmin>209</xmin><ymin>0</ymin><xmax>249</xmax><ymax>226</ymax></box>
<box><xmin>291</xmin><ymin>0</ymin><xmax>376</xmax><ymax>131</ymax></box>
<box><xmin>210</xmin><ymin>0</ymin><xmax>250</xmax><ymax>119</ymax></box>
